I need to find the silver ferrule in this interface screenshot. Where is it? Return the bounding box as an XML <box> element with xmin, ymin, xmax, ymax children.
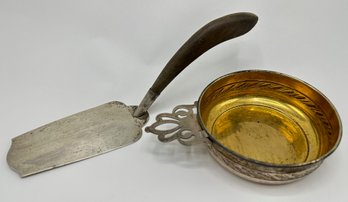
<box><xmin>133</xmin><ymin>89</ymin><xmax>159</xmax><ymax>117</ymax></box>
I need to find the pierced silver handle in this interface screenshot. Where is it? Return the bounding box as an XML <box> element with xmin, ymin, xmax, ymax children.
<box><xmin>145</xmin><ymin>102</ymin><xmax>206</xmax><ymax>146</ymax></box>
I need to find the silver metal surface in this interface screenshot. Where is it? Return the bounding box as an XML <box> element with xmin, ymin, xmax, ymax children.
<box><xmin>207</xmin><ymin>142</ymin><xmax>322</xmax><ymax>184</ymax></box>
<box><xmin>145</xmin><ymin>103</ymin><xmax>206</xmax><ymax>146</ymax></box>
<box><xmin>7</xmin><ymin>101</ymin><xmax>148</xmax><ymax>177</ymax></box>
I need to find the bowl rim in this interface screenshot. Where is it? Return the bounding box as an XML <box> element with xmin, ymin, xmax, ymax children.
<box><xmin>197</xmin><ymin>69</ymin><xmax>343</xmax><ymax>168</ymax></box>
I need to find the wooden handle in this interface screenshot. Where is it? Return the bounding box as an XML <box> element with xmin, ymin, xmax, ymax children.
<box><xmin>134</xmin><ymin>12</ymin><xmax>258</xmax><ymax>117</ymax></box>
<box><xmin>150</xmin><ymin>12</ymin><xmax>258</xmax><ymax>94</ymax></box>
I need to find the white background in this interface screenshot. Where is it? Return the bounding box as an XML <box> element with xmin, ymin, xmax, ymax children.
<box><xmin>1</xmin><ymin>0</ymin><xmax>347</xmax><ymax>201</ymax></box>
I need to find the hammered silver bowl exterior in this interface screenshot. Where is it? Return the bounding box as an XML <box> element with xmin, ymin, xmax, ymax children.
<box><xmin>207</xmin><ymin>141</ymin><xmax>322</xmax><ymax>184</ymax></box>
